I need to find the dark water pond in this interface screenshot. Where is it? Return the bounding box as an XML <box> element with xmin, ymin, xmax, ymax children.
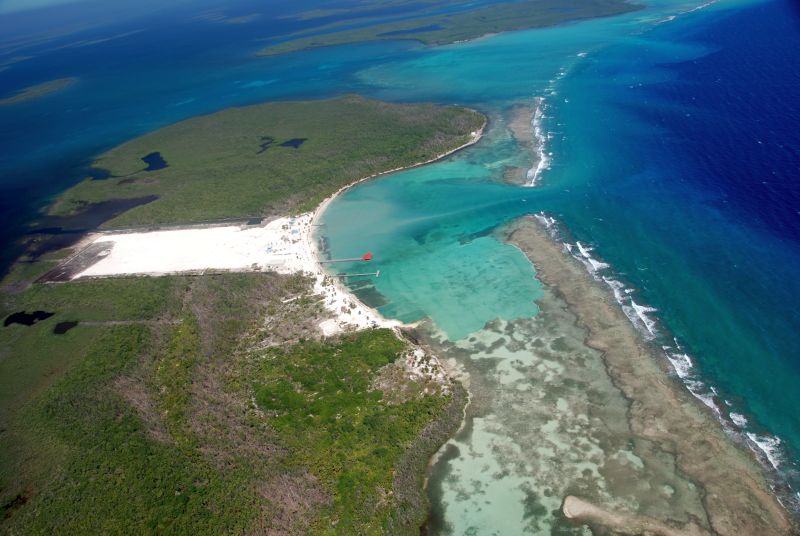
<box><xmin>4</xmin><ymin>310</ymin><xmax>54</xmax><ymax>327</ymax></box>
<box><xmin>280</xmin><ymin>138</ymin><xmax>307</xmax><ymax>149</ymax></box>
<box><xmin>87</xmin><ymin>167</ymin><xmax>113</xmax><ymax>180</ymax></box>
<box><xmin>257</xmin><ymin>136</ymin><xmax>275</xmax><ymax>154</ymax></box>
<box><xmin>141</xmin><ymin>151</ymin><xmax>168</xmax><ymax>171</ymax></box>
<box><xmin>53</xmin><ymin>321</ymin><xmax>78</xmax><ymax>334</ymax></box>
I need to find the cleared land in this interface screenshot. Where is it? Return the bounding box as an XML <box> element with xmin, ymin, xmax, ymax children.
<box><xmin>70</xmin><ymin>216</ymin><xmax>315</xmax><ymax>279</ymax></box>
<box><xmin>0</xmin><ymin>96</ymin><xmax>482</xmax><ymax>534</ymax></box>
<box><xmin>257</xmin><ymin>0</ymin><xmax>641</xmax><ymax>57</ymax></box>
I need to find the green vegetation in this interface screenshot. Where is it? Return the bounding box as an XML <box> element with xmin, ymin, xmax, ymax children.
<box><xmin>249</xmin><ymin>330</ymin><xmax>448</xmax><ymax>533</ymax></box>
<box><xmin>0</xmin><ymin>94</ymin><xmax>471</xmax><ymax>533</ymax></box>
<box><xmin>257</xmin><ymin>0</ymin><xmax>641</xmax><ymax>57</ymax></box>
<box><xmin>0</xmin><ymin>270</ymin><xmax>455</xmax><ymax>534</ymax></box>
<box><xmin>51</xmin><ymin>95</ymin><xmax>484</xmax><ymax>228</ymax></box>
<box><xmin>0</xmin><ymin>78</ymin><xmax>76</xmax><ymax>106</ymax></box>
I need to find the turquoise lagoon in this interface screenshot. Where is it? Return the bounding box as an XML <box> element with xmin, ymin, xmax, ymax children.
<box><xmin>319</xmin><ymin>0</ymin><xmax>800</xmax><ymax>532</ymax></box>
<box><xmin>2</xmin><ymin>0</ymin><xmax>798</xmax><ymax>531</ymax></box>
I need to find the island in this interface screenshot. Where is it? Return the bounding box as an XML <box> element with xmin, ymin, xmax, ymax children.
<box><xmin>0</xmin><ymin>78</ymin><xmax>76</xmax><ymax>106</ymax></box>
<box><xmin>0</xmin><ymin>96</ymin><xmax>483</xmax><ymax>534</ymax></box>
<box><xmin>49</xmin><ymin>95</ymin><xmax>483</xmax><ymax>227</ymax></box>
<box><xmin>257</xmin><ymin>0</ymin><xmax>641</xmax><ymax>57</ymax></box>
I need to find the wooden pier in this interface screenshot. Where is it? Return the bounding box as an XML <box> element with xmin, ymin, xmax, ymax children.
<box><xmin>320</xmin><ymin>252</ymin><xmax>373</xmax><ymax>264</ymax></box>
<box><xmin>332</xmin><ymin>270</ymin><xmax>380</xmax><ymax>278</ymax></box>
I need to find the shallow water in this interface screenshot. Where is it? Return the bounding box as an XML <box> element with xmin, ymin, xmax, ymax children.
<box><xmin>319</xmin><ymin>0</ymin><xmax>800</xmax><ymax>529</ymax></box>
<box><xmin>422</xmin><ymin>288</ymin><xmax>711</xmax><ymax>534</ymax></box>
<box><xmin>2</xmin><ymin>0</ymin><xmax>798</xmax><ymax>530</ymax></box>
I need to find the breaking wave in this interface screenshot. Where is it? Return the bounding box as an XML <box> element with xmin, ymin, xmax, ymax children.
<box><xmin>534</xmin><ymin>211</ymin><xmax>800</xmax><ymax>513</ymax></box>
<box><xmin>526</xmin><ymin>97</ymin><xmax>550</xmax><ymax>187</ymax></box>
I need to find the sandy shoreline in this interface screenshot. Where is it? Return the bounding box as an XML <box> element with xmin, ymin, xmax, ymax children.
<box><xmin>52</xmin><ymin>120</ymin><xmax>485</xmax><ymax>340</ymax></box>
<box><xmin>306</xmin><ymin>120</ymin><xmax>485</xmax><ymax>331</ymax></box>
<box><xmin>504</xmin><ymin>215</ymin><xmax>796</xmax><ymax>535</ymax></box>
<box><xmin>309</xmin><ymin>119</ymin><xmax>486</xmax><ymax>230</ymax></box>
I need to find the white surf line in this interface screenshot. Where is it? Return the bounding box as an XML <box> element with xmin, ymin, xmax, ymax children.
<box><xmin>526</xmin><ymin>52</ymin><xmax>589</xmax><ymax>187</ymax></box>
<box><xmin>534</xmin><ymin>211</ymin><xmax>799</xmax><ymax>510</ymax></box>
<box><xmin>526</xmin><ymin>96</ymin><xmax>550</xmax><ymax>187</ymax></box>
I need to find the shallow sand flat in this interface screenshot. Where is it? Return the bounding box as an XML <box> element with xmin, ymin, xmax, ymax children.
<box><xmin>504</xmin><ymin>216</ymin><xmax>795</xmax><ymax>535</ymax></box>
<box><xmin>562</xmin><ymin>496</ymin><xmax>709</xmax><ymax>536</ymax></box>
<box><xmin>504</xmin><ymin>104</ymin><xmax>535</xmax><ymax>186</ymax></box>
<box><xmin>423</xmin><ymin>291</ymin><xmax>708</xmax><ymax>534</ymax></box>
<box><xmin>508</xmin><ymin>104</ymin><xmax>534</xmax><ymax>147</ymax></box>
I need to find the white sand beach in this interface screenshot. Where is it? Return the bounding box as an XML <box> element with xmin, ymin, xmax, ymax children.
<box><xmin>68</xmin><ymin>125</ymin><xmax>484</xmax><ymax>338</ymax></box>
<box><xmin>71</xmin><ymin>213</ymin><xmax>399</xmax><ymax>335</ymax></box>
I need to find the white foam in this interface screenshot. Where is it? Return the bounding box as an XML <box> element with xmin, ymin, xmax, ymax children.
<box><xmin>686</xmin><ymin>381</ymin><xmax>721</xmax><ymax>415</ymax></box>
<box><xmin>656</xmin><ymin>0</ymin><xmax>718</xmax><ymax>25</ymax></box>
<box><xmin>631</xmin><ymin>300</ymin><xmax>658</xmax><ymax>337</ymax></box>
<box><xmin>661</xmin><ymin>343</ymin><xmax>719</xmax><ymax>412</ymax></box>
<box><xmin>586</xmin><ymin>257</ymin><xmax>609</xmax><ymax>273</ymax></box>
<box><xmin>730</xmin><ymin>412</ymin><xmax>748</xmax><ymax>428</ymax></box>
<box><xmin>603</xmin><ymin>277</ymin><xmax>627</xmax><ymax>304</ymax></box>
<box><xmin>747</xmin><ymin>433</ymin><xmax>784</xmax><ymax>470</ymax></box>
<box><xmin>533</xmin><ymin>213</ymin><xmax>557</xmax><ymax>230</ymax></box>
<box><xmin>574</xmin><ymin>241</ymin><xmax>610</xmax><ymax>273</ymax></box>
<box><xmin>526</xmin><ymin>96</ymin><xmax>551</xmax><ymax>187</ymax></box>
<box><xmin>684</xmin><ymin>0</ymin><xmax>718</xmax><ymax>14</ymax></box>
<box><xmin>666</xmin><ymin>352</ymin><xmax>693</xmax><ymax>379</ymax></box>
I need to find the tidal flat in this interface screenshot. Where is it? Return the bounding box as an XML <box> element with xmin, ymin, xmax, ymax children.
<box><xmin>0</xmin><ymin>78</ymin><xmax>76</xmax><ymax>107</ymax></box>
<box><xmin>503</xmin><ymin>104</ymin><xmax>535</xmax><ymax>186</ymax></box>
<box><xmin>417</xmin><ymin>215</ymin><xmax>795</xmax><ymax>535</ymax></box>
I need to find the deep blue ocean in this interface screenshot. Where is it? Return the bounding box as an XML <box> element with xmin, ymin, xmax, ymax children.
<box><xmin>556</xmin><ymin>0</ymin><xmax>800</xmax><ymax>507</ymax></box>
<box><xmin>542</xmin><ymin>0</ymin><xmax>800</xmax><ymax>494</ymax></box>
<box><xmin>1</xmin><ymin>0</ymin><xmax>798</xmax><ymax>521</ymax></box>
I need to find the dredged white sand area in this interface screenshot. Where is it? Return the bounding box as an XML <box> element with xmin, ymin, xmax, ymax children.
<box><xmin>76</xmin><ymin>215</ymin><xmax>315</xmax><ymax>278</ymax></box>
<box><xmin>60</xmin><ymin>125</ymin><xmax>483</xmax><ymax>363</ymax></box>
<box><xmin>70</xmin><ymin>213</ymin><xmax>399</xmax><ymax>336</ymax></box>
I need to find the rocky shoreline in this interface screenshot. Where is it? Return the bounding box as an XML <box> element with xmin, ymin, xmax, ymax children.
<box><xmin>504</xmin><ymin>215</ymin><xmax>795</xmax><ymax>535</ymax></box>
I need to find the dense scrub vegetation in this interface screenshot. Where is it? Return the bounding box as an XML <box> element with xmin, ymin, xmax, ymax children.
<box><xmin>0</xmin><ymin>272</ymin><xmax>455</xmax><ymax>534</ymax></box>
<box><xmin>250</xmin><ymin>330</ymin><xmax>449</xmax><ymax>533</ymax></box>
<box><xmin>51</xmin><ymin>96</ymin><xmax>484</xmax><ymax>228</ymax></box>
<box><xmin>257</xmin><ymin>0</ymin><xmax>640</xmax><ymax>57</ymax></box>
<box><xmin>1</xmin><ymin>95</ymin><xmax>472</xmax><ymax>533</ymax></box>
